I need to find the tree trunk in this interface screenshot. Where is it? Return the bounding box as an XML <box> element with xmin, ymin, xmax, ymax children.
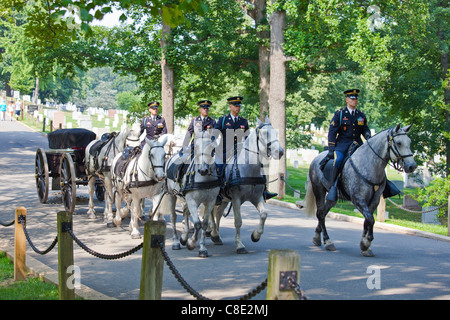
<box><xmin>160</xmin><ymin>20</ymin><xmax>174</xmax><ymax>134</ymax></box>
<box><xmin>33</xmin><ymin>77</ymin><xmax>39</xmax><ymax>104</ymax></box>
<box><xmin>255</xmin><ymin>0</ymin><xmax>270</xmax><ymax>121</ymax></box>
<box><xmin>268</xmin><ymin>3</ymin><xmax>286</xmax><ymax>198</ymax></box>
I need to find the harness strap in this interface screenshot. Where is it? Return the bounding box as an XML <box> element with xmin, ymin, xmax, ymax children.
<box><xmin>349</xmin><ymin>157</ymin><xmax>385</xmax><ymax>188</ymax></box>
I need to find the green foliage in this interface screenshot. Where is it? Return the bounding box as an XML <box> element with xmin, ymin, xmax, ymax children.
<box><xmin>414</xmin><ymin>176</ymin><xmax>450</xmax><ymax>217</ymax></box>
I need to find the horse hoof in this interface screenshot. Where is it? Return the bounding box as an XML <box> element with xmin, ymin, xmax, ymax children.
<box><xmin>205</xmin><ymin>231</ymin><xmax>211</xmax><ymax>238</ymax></box>
<box><xmin>180</xmin><ymin>238</ymin><xmax>187</xmax><ymax>246</ymax></box>
<box><xmin>172</xmin><ymin>243</ymin><xmax>181</xmax><ymax>250</ymax></box>
<box><xmin>251</xmin><ymin>232</ymin><xmax>260</xmax><ymax>243</ymax></box>
<box><xmin>312</xmin><ymin>237</ymin><xmax>322</xmax><ymax>247</ymax></box>
<box><xmin>131</xmin><ymin>232</ymin><xmax>141</xmax><ymax>239</ymax></box>
<box><xmin>199</xmin><ymin>250</ymin><xmax>208</xmax><ymax>258</ymax></box>
<box><xmin>236</xmin><ymin>247</ymin><xmax>248</xmax><ymax>254</ymax></box>
<box><xmin>187</xmin><ymin>240</ymin><xmax>195</xmax><ymax>250</ymax></box>
<box><xmin>325</xmin><ymin>242</ymin><xmax>336</xmax><ymax>251</ymax></box>
<box><xmin>361</xmin><ymin>249</ymin><xmax>375</xmax><ymax>257</ymax></box>
<box><xmin>211</xmin><ymin>235</ymin><xmax>223</xmax><ymax>245</ymax></box>
<box><xmin>87</xmin><ymin>213</ymin><xmax>96</xmax><ymax>219</ymax></box>
<box><xmin>106</xmin><ymin>222</ymin><xmax>116</xmax><ymax>228</ymax></box>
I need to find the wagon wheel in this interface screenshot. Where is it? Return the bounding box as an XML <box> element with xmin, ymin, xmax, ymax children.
<box><xmin>60</xmin><ymin>153</ymin><xmax>77</xmax><ymax>213</ymax></box>
<box><xmin>35</xmin><ymin>148</ymin><xmax>49</xmax><ymax>203</ymax></box>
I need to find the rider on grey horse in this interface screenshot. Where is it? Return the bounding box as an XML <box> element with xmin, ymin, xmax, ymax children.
<box><xmin>214</xmin><ymin>96</ymin><xmax>277</xmax><ymax>203</ymax></box>
<box><xmin>325</xmin><ymin>89</ymin><xmax>371</xmax><ymax>201</ymax></box>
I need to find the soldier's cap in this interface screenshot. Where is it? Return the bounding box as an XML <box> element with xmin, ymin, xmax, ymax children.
<box><xmin>344</xmin><ymin>89</ymin><xmax>360</xmax><ymax>99</ymax></box>
<box><xmin>198</xmin><ymin>100</ymin><xmax>212</xmax><ymax>108</ymax></box>
<box><xmin>227</xmin><ymin>96</ymin><xmax>243</xmax><ymax>106</ymax></box>
<box><xmin>148</xmin><ymin>101</ymin><xmax>159</xmax><ymax>109</ymax></box>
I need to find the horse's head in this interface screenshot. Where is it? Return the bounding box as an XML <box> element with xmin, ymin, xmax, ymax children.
<box><xmin>145</xmin><ymin>136</ymin><xmax>167</xmax><ymax>181</ymax></box>
<box><xmin>256</xmin><ymin>117</ymin><xmax>284</xmax><ymax>160</ymax></box>
<box><xmin>125</xmin><ymin>122</ymin><xmax>142</xmax><ymax>148</ymax></box>
<box><xmin>193</xmin><ymin>130</ymin><xmax>217</xmax><ymax>176</ymax></box>
<box><xmin>388</xmin><ymin>124</ymin><xmax>417</xmax><ymax>173</ymax></box>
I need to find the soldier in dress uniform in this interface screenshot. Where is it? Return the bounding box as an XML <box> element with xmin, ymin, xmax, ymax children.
<box><xmin>182</xmin><ymin>100</ymin><xmax>216</xmax><ymax>149</ymax></box>
<box><xmin>325</xmin><ymin>89</ymin><xmax>371</xmax><ymax>201</ymax></box>
<box><xmin>214</xmin><ymin>96</ymin><xmax>277</xmax><ymax>202</ymax></box>
<box><xmin>140</xmin><ymin>101</ymin><xmax>167</xmax><ymax>147</ymax></box>
<box><xmin>214</xmin><ymin>96</ymin><xmax>249</xmax><ymax>169</ymax></box>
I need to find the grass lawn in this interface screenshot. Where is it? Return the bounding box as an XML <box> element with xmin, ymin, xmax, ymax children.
<box><xmin>282</xmin><ymin>164</ymin><xmax>449</xmax><ymax>236</ymax></box>
<box><xmin>0</xmin><ymin>252</ymin><xmax>59</xmax><ymax>300</ymax></box>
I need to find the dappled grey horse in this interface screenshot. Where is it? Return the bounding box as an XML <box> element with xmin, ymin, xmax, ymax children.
<box><xmin>210</xmin><ymin>117</ymin><xmax>284</xmax><ymax>254</ymax></box>
<box><xmin>161</xmin><ymin>130</ymin><xmax>220</xmax><ymax>257</ymax></box>
<box><xmin>84</xmin><ymin>124</ymin><xmax>141</xmax><ymax>225</ymax></box>
<box><xmin>302</xmin><ymin>124</ymin><xmax>417</xmax><ymax>256</ymax></box>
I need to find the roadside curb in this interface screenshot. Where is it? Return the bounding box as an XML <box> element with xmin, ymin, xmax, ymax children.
<box><xmin>267</xmin><ymin>199</ymin><xmax>450</xmax><ymax>243</ymax></box>
<box><xmin>2</xmin><ymin>248</ymin><xmax>116</xmax><ymax>300</ymax></box>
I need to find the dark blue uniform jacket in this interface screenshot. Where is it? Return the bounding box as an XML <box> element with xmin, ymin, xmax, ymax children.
<box><xmin>328</xmin><ymin>108</ymin><xmax>371</xmax><ymax>153</ymax></box>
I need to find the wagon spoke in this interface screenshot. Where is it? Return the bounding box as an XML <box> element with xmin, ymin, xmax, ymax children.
<box><xmin>35</xmin><ymin>148</ymin><xmax>49</xmax><ymax>203</ymax></box>
<box><xmin>60</xmin><ymin>153</ymin><xmax>76</xmax><ymax>213</ymax></box>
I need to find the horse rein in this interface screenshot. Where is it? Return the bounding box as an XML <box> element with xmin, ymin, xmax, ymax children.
<box><xmin>366</xmin><ymin>128</ymin><xmax>413</xmax><ymax>172</ymax></box>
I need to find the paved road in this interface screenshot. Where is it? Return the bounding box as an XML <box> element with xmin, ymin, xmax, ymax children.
<box><xmin>1</xmin><ymin>119</ymin><xmax>450</xmax><ymax>300</ymax></box>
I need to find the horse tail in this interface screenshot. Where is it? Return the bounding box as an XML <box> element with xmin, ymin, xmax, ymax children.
<box><xmin>302</xmin><ymin>175</ymin><xmax>317</xmax><ymax>218</ymax></box>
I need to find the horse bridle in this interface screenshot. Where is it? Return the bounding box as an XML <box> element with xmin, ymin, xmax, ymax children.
<box><xmin>148</xmin><ymin>145</ymin><xmax>165</xmax><ymax>171</ymax></box>
<box><xmin>245</xmin><ymin>123</ymin><xmax>274</xmax><ymax>158</ymax></box>
<box><xmin>367</xmin><ymin>128</ymin><xmax>413</xmax><ymax>172</ymax></box>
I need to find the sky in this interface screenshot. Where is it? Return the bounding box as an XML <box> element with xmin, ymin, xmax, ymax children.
<box><xmin>91</xmin><ymin>8</ymin><xmax>132</xmax><ymax>27</ymax></box>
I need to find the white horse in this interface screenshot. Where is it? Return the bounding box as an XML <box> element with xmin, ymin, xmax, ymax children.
<box><xmin>84</xmin><ymin>124</ymin><xmax>141</xmax><ymax>225</ymax></box>
<box><xmin>210</xmin><ymin>117</ymin><xmax>284</xmax><ymax>254</ymax></box>
<box><xmin>161</xmin><ymin>130</ymin><xmax>220</xmax><ymax>258</ymax></box>
<box><xmin>111</xmin><ymin>136</ymin><xmax>167</xmax><ymax>239</ymax></box>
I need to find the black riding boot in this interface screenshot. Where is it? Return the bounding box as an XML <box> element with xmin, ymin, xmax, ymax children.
<box><xmin>263</xmin><ymin>189</ymin><xmax>277</xmax><ymax>200</ymax></box>
<box><xmin>326</xmin><ymin>166</ymin><xmax>339</xmax><ymax>202</ymax></box>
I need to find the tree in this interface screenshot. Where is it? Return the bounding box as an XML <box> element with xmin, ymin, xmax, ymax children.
<box><xmin>267</xmin><ymin>0</ymin><xmax>287</xmax><ymax>197</ymax></box>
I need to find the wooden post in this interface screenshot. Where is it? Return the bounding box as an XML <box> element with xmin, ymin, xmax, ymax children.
<box><xmin>14</xmin><ymin>207</ymin><xmax>27</xmax><ymax>281</ymax></box>
<box><xmin>57</xmin><ymin>211</ymin><xmax>75</xmax><ymax>300</ymax></box>
<box><xmin>377</xmin><ymin>196</ymin><xmax>386</xmax><ymax>222</ymax></box>
<box><xmin>266</xmin><ymin>249</ymin><xmax>300</xmax><ymax>300</ymax></box>
<box><xmin>140</xmin><ymin>220</ymin><xmax>166</xmax><ymax>300</ymax></box>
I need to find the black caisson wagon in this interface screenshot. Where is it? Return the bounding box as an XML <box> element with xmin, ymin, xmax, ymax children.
<box><xmin>35</xmin><ymin>128</ymin><xmax>104</xmax><ymax>212</ymax></box>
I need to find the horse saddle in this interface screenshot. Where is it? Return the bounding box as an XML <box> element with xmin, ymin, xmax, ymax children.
<box><xmin>319</xmin><ymin>143</ymin><xmax>401</xmax><ymax>199</ymax></box>
<box><xmin>114</xmin><ymin>146</ymin><xmax>142</xmax><ymax>178</ymax></box>
<box><xmin>166</xmin><ymin>161</ymin><xmax>187</xmax><ymax>182</ymax></box>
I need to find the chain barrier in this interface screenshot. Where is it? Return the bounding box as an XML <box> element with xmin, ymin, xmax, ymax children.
<box><xmin>64</xmin><ymin>224</ymin><xmax>143</xmax><ymax>260</ymax></box>
<box><xmin>287</xmin><ymin>276</ymin><xmax>308</xmax><ymax>300</ymax></box>
<box><xmin>9</xmin><ymin>210</ymin><xmax>305</xmax><ymax>300</ymax></box>
<box><xmin>19</xmin><ymin>216</ymin><xmax>58</xmax><ymax>255</ymax></box>
<box><xmin>386</xmin><ymin>197</ymin><xmax>448</xmax><ymax>214</ymax></box>
<box><xmin>280</xmin><ymin>176</ymin><xmax>304</xmax><ymax>197</ymax></box>
<box><xmin>158</xmin><ymin>241</ymin><xmax>268</xmax><ymax>300</ymax></box>
<box><xmin>280</xmin><ymin>175</ymin><xmax>448</xmax><ymax>216</ymax></box>
<box><xmin>0</xmin><ymin>219</ymin><xmax>14</xmax><ymax>227</ymax></box>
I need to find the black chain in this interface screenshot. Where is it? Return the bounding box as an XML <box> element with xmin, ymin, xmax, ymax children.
<box><xmin>0</xmin><ymin>219</ymin><xmax>14</xmax><ymax>227</ymax></box>
<box><xmin>287</xmin><ymin>276</ymin><xmax>308</xmax><ymax>300</ymax></box>
<box><xmin>158</xmin><ymin>242</ymin><xmax>267</xmax><ymax>300</ymax></box>
<box><xmin>65</xmin><ymin>225</ymin><xmax>143</xmax><ymax>260</ymax></box>
<box><xmin>20</xmin><ymin>217</ymin><xmax>58</xmax><ymax>255</ymax></box>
